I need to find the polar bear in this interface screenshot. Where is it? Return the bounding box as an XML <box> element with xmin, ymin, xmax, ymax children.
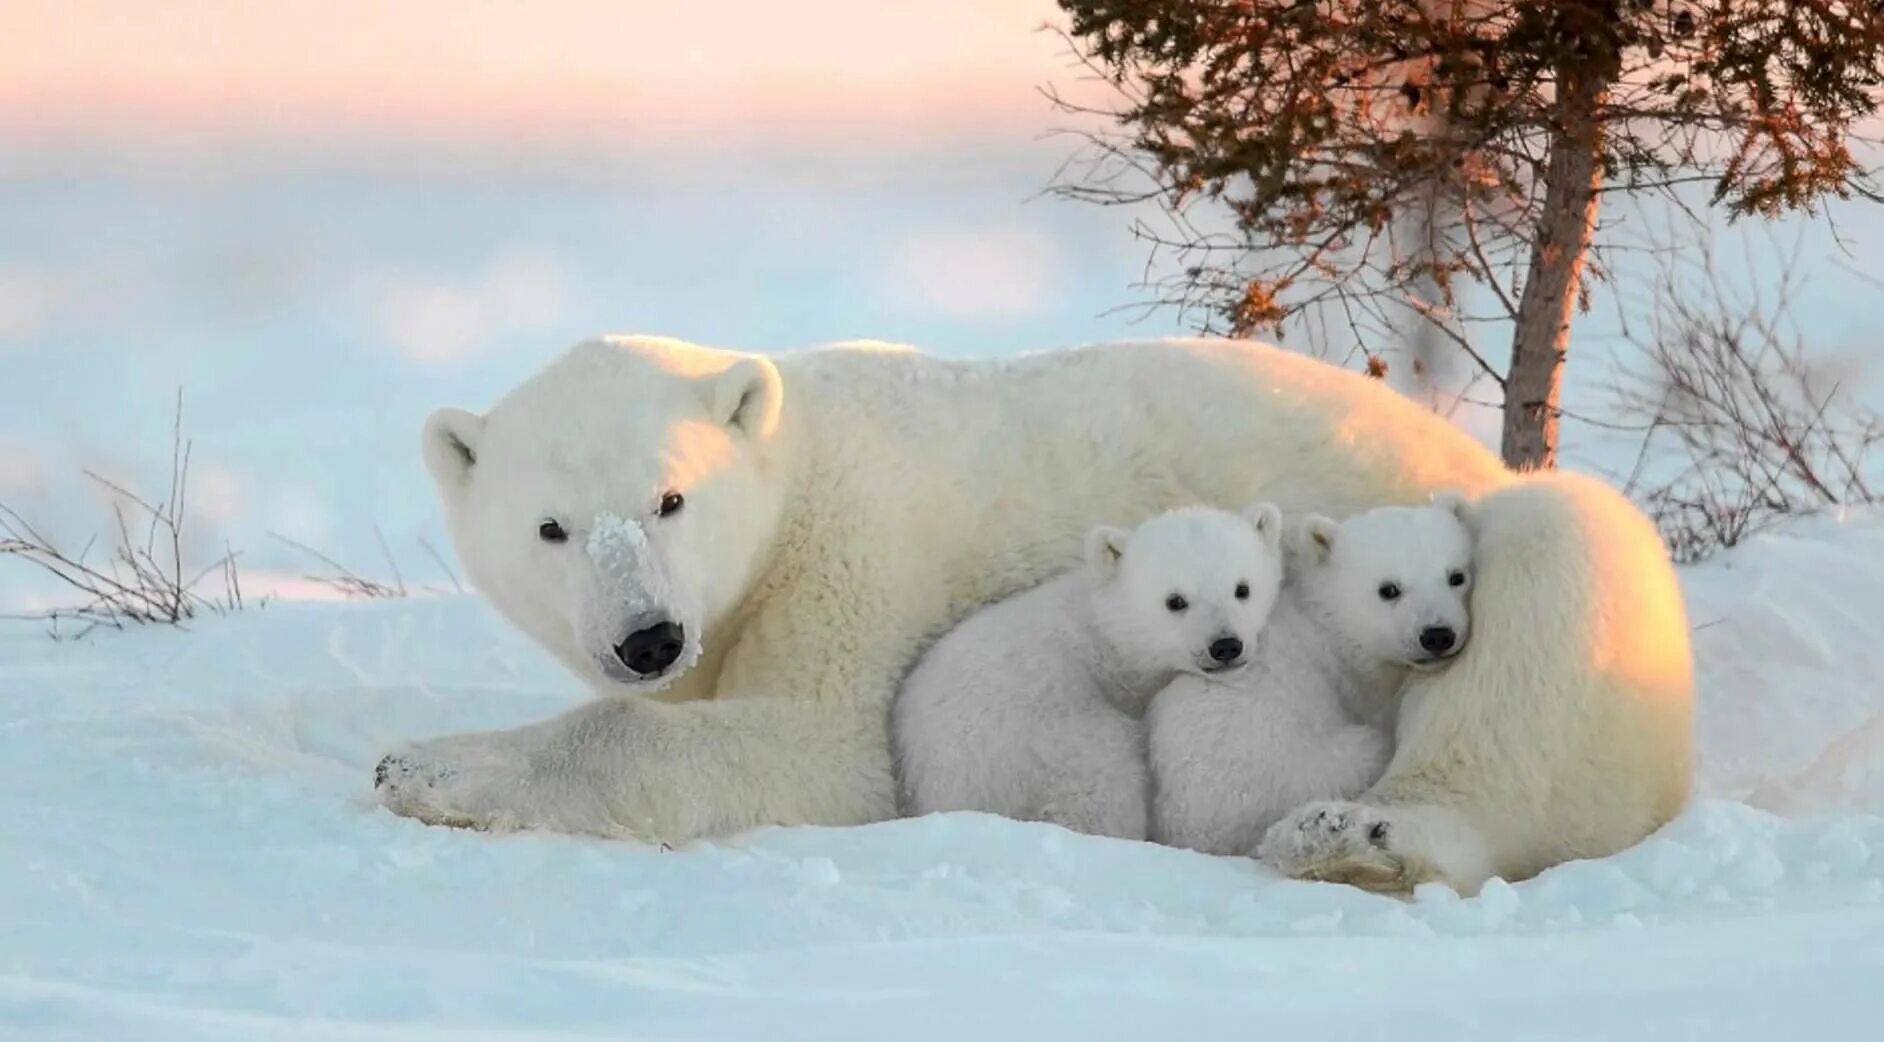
<box><xmin>1148</xmin><ymin>498</ymin><xmax>1475</xmax><ymax>857</ymax></box>
<box><xmin>378</xmin><ymin>333</ymin><xmax>1692</xmax><ymax>895</ymax></box>
<box><xmin>1257</xmin><ymin>475</ymin><xmax>1691</xmax><ymax>892</ymax></box>
<box><xmin>893</xmin><ymin>503</ymin><xmax>1285</xmax><ymax>840</ymax></box>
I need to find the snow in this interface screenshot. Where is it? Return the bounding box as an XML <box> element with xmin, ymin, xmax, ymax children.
<box><xmin>4</xmin><ymin>513</ymin><xmax>1884</xmax><ymax>1040</ymax></box>
<box><xmin>586</xmin><ymin>513</ymin><xmax>648</xmax><ymax>557</ymax></box>
<box><xmin>586</xmin><ymin>512</ymin><xmax>653</xmax><ymax>604</ymax></box>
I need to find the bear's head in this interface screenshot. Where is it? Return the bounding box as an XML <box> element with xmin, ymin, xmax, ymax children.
<box><xmin>1084</xmin><ymin>503</ymin><xmax>1285</xmax><ymax>677</ymax></box>
<box><xmin>421</xmin><ymin>336</ymin><xmax>791</xmax><ymax>693</ymax></box>
<box><xmin>1293</xmin><ymin>492</ymin><xmax>1475</xmax><ymax>669</ymax></box>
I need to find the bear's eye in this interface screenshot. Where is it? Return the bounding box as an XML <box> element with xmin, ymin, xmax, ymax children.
<box><xmin>538</xmin><ymin>519</ymin><xmax>568</xmax><ymax>544</ymax></box>
<box><xmin>1165</xmin><ymin>594</ymin><xmax>1189</xmax><ymax>613</ymax></box>
<box><xmin>1377</xmin><ymin>582</ymin><xmax>1401</xmax><ymax>602</ymax></box>
<box><xmin>1234</xmin><ymin>581</ymin><xmax>1251</xmax><ymax>601</ymax></box>
<box><xmin>1448</xmin><ymin>570</ymin><xmax>1467</xmax><ymax>588</ymax></box>
<box><xmin>658</xmin><ymin>491</ymin><xmax>685</xmax><ymax>518</ymax></box>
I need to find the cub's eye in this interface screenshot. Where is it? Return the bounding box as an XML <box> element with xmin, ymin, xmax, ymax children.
<box><xmin>538</xmin><ymin>520</ymin><xmax>568</xmax><ymax>544</ymax></box>
<box><xmin>658</xmin><ymin>491</ymin><xmax>686</xmax><ymax>518</ymax></box>
<box><xmin>1448</xmin><ymin>570</ymin><xmax>1467</xmax><ymax>588</ymax></box>
<box><xmin>1377</xmin><ymin>582</ymin><xmax>1402</xmax><ymax>602</ymax></box>
<box><xmin>1234</xmin><ymin>581</ymin><xmax>1251</xmax><ymax>601</ymax></box>
<box><xmin>1165</xmin><ymin>594</ymin><xmax>1189</xmax><ymax>613</ymax></box>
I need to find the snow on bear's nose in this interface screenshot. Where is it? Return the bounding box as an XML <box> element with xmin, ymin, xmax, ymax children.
<box><xmin>587</xmin><ymin>511</ymin><xmax>663</xmax><ymax>613</ymax></box>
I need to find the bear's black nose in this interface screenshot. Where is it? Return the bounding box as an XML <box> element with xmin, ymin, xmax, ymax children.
<box><xmin>1419</xmin><ymin>626</ymin><xmax>1457</xmax><ymax>655</ymax></box>
<box><xmin>1208</xmin><ymin>636</ymin><xmax>1244</xmax><ymax>663</ymax></box>
<box><xmin>616</xmin><ymin>620</ymin><xmax>686</xmax><ymax>676</ymax></box>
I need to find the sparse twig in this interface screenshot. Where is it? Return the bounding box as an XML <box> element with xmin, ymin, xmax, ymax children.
<box><xmin>374</xmin><ymin>526</ymin><xmax>408</xmax><ymax>597</ymax></box>
<box><xmin>267</xmin><ymin>531</ymin><xmax>405</xmax><ymax>600</ymax></box>
<box><xmin>418</xmin><ymin>536</ymin><xmax>464</xmax><ymax>594</ymax></box>
<box><xmin>0</xmin><ymin>393</ymin><xmax>244</xmax><ymax>637</ymax></box>
<box><xmin>1610</xmin><ymin>235</ymin><xmax>1882</xmax><ymax>562</ymax></box>
<box><xmin>267</xmin><ymin>530</ymin><xmax>455</xmax><ymax>600</ymax></box>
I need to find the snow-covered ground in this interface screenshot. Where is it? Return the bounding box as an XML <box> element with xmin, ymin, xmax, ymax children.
<box><xmin>3</xmin><ymin>511</ymin><xmax>1883</xmax><ymax>1040</ymax></box>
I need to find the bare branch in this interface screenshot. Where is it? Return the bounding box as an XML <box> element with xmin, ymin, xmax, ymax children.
<box><xmin>1</xmin><ymin>395</ymin><xmax>244</xmax><ymax>634</ymax></box>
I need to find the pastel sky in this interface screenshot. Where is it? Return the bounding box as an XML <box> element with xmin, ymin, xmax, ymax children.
<box><xmin>3</xmin><ymin>2</ymin><xmax>1881</xmax><ymax>612</ymax></box>
<box><xmin>0</xmin><ymin>2</ymin><xmax>1187</xmax><ymax>610</ymax></box>
<box><xmin>3</xmin><ymin>1</ymin><xmax>1078</xmax><ymax>144</ymax></box>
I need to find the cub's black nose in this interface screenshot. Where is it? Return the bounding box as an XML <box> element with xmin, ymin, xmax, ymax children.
<box><xmin>615</xmin><ymin>620</ymin><xmax>686</xmax><ymax>676</ymax></box>
<box><xmin>1208</xmin><ymin>636</ymin><xmax>1244</xmax><ymax>663</ymax></box>
<box><xmin>1419</xmin><ymin>626</ymin><xmax>1457</xmax><ymax>655</ymax></box>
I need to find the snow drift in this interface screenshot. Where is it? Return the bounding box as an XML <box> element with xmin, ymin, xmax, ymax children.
<box><xmin>3</xmin><ymin>512</ymin><xmax>1882</xmax><ymax>1040</ymax></box>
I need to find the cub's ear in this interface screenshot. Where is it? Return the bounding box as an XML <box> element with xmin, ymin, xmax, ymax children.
<box><xmin>1243</xmin><ymin>501</ymin><xmax>1283</xmax><ymax>549</ymax></box>
<box><xmin>1296</xmin><ymin>514</ymin><xmax>1339</xmax><ymax>563</ymax></box>
<box><xmin>1431</xmin><ymin>489</ymin><xmax>1471</xmax><ymax>521</ymax></box>
<box><xmin>422</xmin><ymin>407</ymin><xmax>483</xmax><ymax>489</ymax></box>
<box><xmin>709</xmin><ymin>356</ymin><xmax>784</xmax><ymax>438</ymax></box>
<box><xmin>1084</xmin><ymin>525</ymin><xmax>1131</xmax><ymax>578</ymax></box>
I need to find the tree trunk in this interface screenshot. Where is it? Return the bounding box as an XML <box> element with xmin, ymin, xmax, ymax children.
<box><xmin>1503</xmin><ymin>68</ymin><xmax>1609</xmax><ymax>470</ymax></box>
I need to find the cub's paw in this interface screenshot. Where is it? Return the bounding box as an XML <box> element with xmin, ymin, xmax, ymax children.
<box><xmin>1257</xmin><ymin>800</ymin><xmax>1411</xmax><ymax>893</ymax></box>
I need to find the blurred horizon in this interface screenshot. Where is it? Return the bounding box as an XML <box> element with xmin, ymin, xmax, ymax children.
<box><xmin>4</xmin><ymin>1</ymin><xmax>1883</xmax><ymax>612</ymax></box>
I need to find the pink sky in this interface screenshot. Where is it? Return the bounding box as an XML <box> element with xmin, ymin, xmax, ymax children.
<box><xmin>3</xmin><ymin>1</ymin><xmax>1084</xmax><ymax>144</ymax></box>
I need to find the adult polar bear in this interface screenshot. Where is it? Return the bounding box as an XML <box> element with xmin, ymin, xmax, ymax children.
<box><xmin>378</xmin><ymin>333</ymin><xmax>1692</xmax><ymax>894</ymax></box>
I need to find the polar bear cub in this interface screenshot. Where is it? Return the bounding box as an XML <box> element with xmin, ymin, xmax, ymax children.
<box><xmin>1148</xmin><ymin>496</ymin><xmax>1475</xmax><ymax>856</ymax></box>
<box><xmin>893</xmin><ymin>504</ymin><xmax>1287</xmax><ymax>840</ymax></box>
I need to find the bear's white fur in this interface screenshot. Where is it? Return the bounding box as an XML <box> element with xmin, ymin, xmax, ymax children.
<box><xmin>1148</xmin><ymin>498</ymin><xmax>1476</xmax><ymax>856</ymax></box>
<box><xmin>892</xmin><ymin>504</ymin><xmax>1286</xmax><ymax>839</ymax></box>
<box><xmin>1258</xmin><ymin>473</ymin><xmax>1693</xmax><ymax>892</ymax></box>
<box><xmin>380</xmin><ymin>334</ymin><xmax>1692</xmax><ymax>895</ymax></box>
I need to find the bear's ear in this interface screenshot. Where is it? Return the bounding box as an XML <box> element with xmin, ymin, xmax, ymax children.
<box><xmin>709</xmin><ymin>356</ymin><xmax>784</xmax><ymax>439</ymax></box>
<box><xmin>1243</xmin><ymin>501</ymin><xmax>1283</xmax><ymax>549</ymax></box>
<box><xmin>1084</xmin><ymin>525</ymin><xmax>1130</xmax><ymax>578</ymax></box>
<box><xmin>1297</xmin><ymin>515</ymin><xmax>1339</xmax><ymax>563</ymax></box>
<box><xmin>422</xmin><ymin>407</ymin><xmax>483</xmax><ymax>488</ymax></box>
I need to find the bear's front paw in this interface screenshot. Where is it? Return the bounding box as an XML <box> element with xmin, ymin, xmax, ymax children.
<box><xmin>1257</xmin><ymin>800</ymin><xmax>1411</xmax><ymax>893</ymax></box>
<box><xmin>372</xmin><ymin>734</ymin><xmax>530</xmax><ymax>832</ymax></box>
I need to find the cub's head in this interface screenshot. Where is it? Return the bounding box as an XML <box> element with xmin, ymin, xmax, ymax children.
<box><xmin>1293</xmin><ymin>492</ymin><xmax>1476</xmax><ymax>669</ymax></box>
<box><xmin>421</xmin><ymin>336</ymin><xmax>791</xmax><ymax>693</ymax></box>
<box><xmin>1085</xmin><ymin>503</ymin><xmax>1286</xmax><ymax>677</ymax></box>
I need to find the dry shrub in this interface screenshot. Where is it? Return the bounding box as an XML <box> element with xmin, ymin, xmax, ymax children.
<box><xmin>1613</xmin><ymin>251</ymin><xmax>1881</xmax><ymax>562</ymax></box>
<box><xmin>0</xmin><ymin>395</ymin><xmax>246</xmax><ymax>636</ymax></box>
